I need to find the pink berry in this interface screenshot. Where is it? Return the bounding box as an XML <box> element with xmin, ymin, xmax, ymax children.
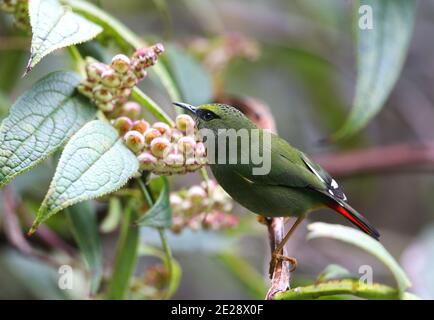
<box><xmin>152</xmin><ymin>122</ymin><xmax>172</xmax><ymax>137</ymax></box>
<box><xmin>175</xmin><ymin>114</ymin><xmax>195</xmax><ymax>133</ymax></box>
<box><xmin>150</xmin><ymin>137</ymin><xmax>171</xmax><ymax>158</ymax></box>
<box><xmin>143</xmin><ymin>128</ymin><xmax>162</xmax><ymax>146</ymax></box>
<box><xmin>93</xmin><ymin>85</ymin><xmax>113</xmax><ymax>102</ymax></box>
<box><xmin>101</xmin><ymin>69</ymin><xmax>121</xmax><ymax>88</ymax></box>
<box><xmin>124</xmin><ymin>130</ymin><xmax>145</xmax><ymax>153</ymax></box>
<box><xmin>111</xmin><ymin>54</ymin><xmax>131</xmax><ymax>74</ymax></box>
<box><xmin>113</xmin><ymin>117</ymin><xmax>133</xmax><ymax>135</ymax></box>
<box><xmin>132</xmin><ymin>119</ymin><xmax>150</xmax><ymax>134</ymax></box>
<box><xmin>121</xmin><ymin>102</ymin><xmax>141</xmax><ymax>119</ymax></box>
<box><xmin>178</xmin><ymin>136</ymin><xmax>196</xmax><ymax>154</ymax></box>
<box><xmin>187</xmin><ymin>186</ymin><xmax>207</xmax><ymax>204</ymax></box>
<box><xmin>137</xmin><ymin>152</ymin><xmax>157</xmax><ymax>171</ymax></box>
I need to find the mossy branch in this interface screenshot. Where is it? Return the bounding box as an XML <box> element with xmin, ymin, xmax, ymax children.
<box><xmin>273</xmin><ymin>279</ymin><xmax>418</xmax><ymax>300</ymax></box>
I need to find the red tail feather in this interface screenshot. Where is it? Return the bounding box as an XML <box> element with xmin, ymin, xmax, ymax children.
<box><xmin>327</xmin><ymin>202</ymin><xmax>380</xmax><ymax>240</ymax></box>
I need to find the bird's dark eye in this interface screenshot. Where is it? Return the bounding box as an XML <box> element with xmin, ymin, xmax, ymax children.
<box><xmin>197</xmin><ymin>109</ymin><xmax>219</xmax><ymax>121</ymax></box>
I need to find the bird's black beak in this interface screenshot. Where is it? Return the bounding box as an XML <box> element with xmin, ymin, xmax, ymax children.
<box><xmin>173</xmin><ymin>102</ymin><xmax>197</xmax><ymax>114</ymax></box>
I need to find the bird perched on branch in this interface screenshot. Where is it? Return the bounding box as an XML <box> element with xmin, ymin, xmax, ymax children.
<box><xmin>173</xmin><ymin>102</ymin><xmax>380</xmax><ymax>275</ymax></box>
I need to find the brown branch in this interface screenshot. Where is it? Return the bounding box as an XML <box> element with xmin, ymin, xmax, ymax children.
<box><xmin>263</xmin><ymin>217</ymin><xmax>291</xmax><ymax>300</ymax></box>
<box><xmin>314</xmin><ymin>142</ymin><xmax>434</xmax><ymax>178</ymax></box>
<box><xmin>2</xmin><ymin>186</ymin><xmax>33</xmax><ymax>255</ymax></box>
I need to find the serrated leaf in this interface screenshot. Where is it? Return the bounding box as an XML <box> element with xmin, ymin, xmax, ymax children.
<box><xmin>136</xmin><ymin>177</ymin><xmax>172</xmax><ymax>228</ymax></box>
<box><xmin>29</xmin><ymin>120</ymin><xmax>139</xmax><ymax>234</ymax></box>
<box><xmin>67</xmin><ymin>201</ymin><xmax>102</xmax><ymax>295</ymax></box>
<box><xmin>26</xmin><ymin>0</ymin><xmax>102</xmax><ymax>73</ymax></box>
<box><xmin>334</xmin><ymin>0</ymin><xmax>416</xmax><ymax>139</ymax></box>
<box><xmin>307</xmin><ymin>222</ymin><xmax>411</xmax><ymax>297</ymax></box>
<box><xmin>164</xmin><ymin>44</ymin><xmax>213</xmax><ymax>106</ymax></box>
<box><xmin>0</xmin><ymin>71</ymin><xmax>95</xmax><ymax>189</ymax></box>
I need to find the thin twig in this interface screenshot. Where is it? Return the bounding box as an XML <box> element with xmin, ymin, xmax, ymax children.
<box><xmin>137</xmin><ymin>177</ymin><xmax>174</xmax><ymax>300</ymax></box>
<box><xmin>314</xmin><ymin>142</ymin><xmax>434</xmax><ymax>178</ymax></box>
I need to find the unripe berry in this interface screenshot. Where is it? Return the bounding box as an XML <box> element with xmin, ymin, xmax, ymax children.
<box><xmin>143</xmin><ymin>128</ymin><xmax>162</xmax><ymax>146</ymax></box>
<box><xmin>113</xmin><ymin>116</ymin><xmax>133</xmax><ymax>135</ymax></box>
<box><xmin>98</xmin><ymin>101</ymin><xmax>116</xmax><ymax>112</ymax></box>
<box><xmin>93</xmin><ymin>85</ymin><xmax>113</xmax><ymax>102</ymax></box>
<box><xmin>101</xmin><ymin>69</ymin><xmax>121</xmax><ymax>88</ymax></box>
<box><xmin>150</xmin><ymin>137</ymin><xmax>171</xmax><ymax>158</ymax></box>
<box><xmin>170</xmin><ymin>194</ymin><xmax>183</xmax><ymax>211</ymax></box>
<box><xmin>116</xmin><ymin>87</ymin><xmax>132</xmax><ymax>99</ymax></box>
<box><xmin>176</xmin><ymin>114</ymin><xmax>195</xmax><ymax>133</ymax></box>
<box><xmin>165</xmin><ymin>152</ymin><xmax>184</xmax><ymax>167</ymax></box>
<box><xmin>124</xmin><ymin>130</ymin><xmax>145</xmax><ymax>153</ymax></box>
<box><xmin>137</xmin><ymin>151</ymin><xmax>157</xmax><ymax>171</ymax></box>
<box><xmin>152</xmin><ymin>122</ymin><xmax>171</xmax><ymax>137</ymax></box>
<box><xmin>178</xmin><ymin>136</ymin><xmax>196</xmax><ymax>154</ymax></box>
<box><xmin>187</xmin><ymin>186</ymin><xmax>207</xmax><ymax>204</ymax></box>
<box><xmin>111</xmin><ymin>54</ymin><xmax>131</xmax><ymax>74</ymax></box>
<box><xmin>131</xmin><ymin>119</ymin><xmax>150</xmax><ymax>134</ymax></box>
<box><xmin>170</xmin><ymin>129</ymin><xmax>183</xmax><ymax>142</ymax></box>
<box><xmin>121</xmin><ymin>71</ymin><xmax>138</xmax><ymax>88</ymax></box>
<box><xmin>122</xmin><ymin>102</ymin><xmax>141</xmax><ymax>119</ymax></box>
<box><xmin>77</xmin><ymin>83</ymin><xmax>93</xmax><ymax>99</ymax></box>
<box><xmin>195</xmin><ymin>142</ymin><xmax>206</xmax><ymax>157</ymax></box>
<box><xmin>133</xmin><ymin>68</ymin><xmax>147</xmax><ymax>81</ymax></box>
<box><xmin>153</xmin><ymin>43</ymin><xmax>165</xmax><ymax>55</ymax></box>
<box><xmin>86</xmin><ymin>62</ymin><xmax>105</xmax><ymax>81</ymax></box>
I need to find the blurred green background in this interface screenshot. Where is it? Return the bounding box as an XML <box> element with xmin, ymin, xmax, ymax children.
<box><xmin>1</xmin><ymin>0</ymin><xmax>434</xmax><ymax>299</ymax></box>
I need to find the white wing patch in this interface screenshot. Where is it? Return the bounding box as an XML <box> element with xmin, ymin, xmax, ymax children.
<box><xmin>301</xmin><ymin>153</ymin><xmax>348</xmax><ymax>202</ymax></box>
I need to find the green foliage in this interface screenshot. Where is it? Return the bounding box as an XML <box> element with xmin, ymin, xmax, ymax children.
<box><xmin>0</xmin><ymin>0</ymin><xmax>423</xmax><ymax>301</ymax></box>
<box><xmin>274</xmin><ymin>279</ymin><xmax>404</xmax><ymax>300</ymax></box>
<box><xmin>106</xmin><ymin>201</ymin><xmax>139</xmax><ymax>300</ymax></box>
<box><xmin>316</xmin><ymin>264</ymin><xmax>357</xmax><ymax>283</ymax></box>
<box><xmin>334</xmin><ymin>0</ymin><xmax>416</xmax><ymax>139</ymax></box>
<box><xmin>307</xmin><ymin>222</ymin><xmax>411</xmax><ymax>297</ymax></box>
<box><xmin>0</xmin><ymin>71</ymin><xmax>95</xmax><ymax>189</ymax></box>
<box><xmin>136</xmin><ymin>177</ymin><xmax>172</xmax><ymax>228</ymax></box>
<box><xmin>164</xmin><ymin>44</ymin><xmax>213</xmax><ymax>106</ymax></box>
<box><xmin>30</xmin><ymin>120</ymin><xmax>138</xmax><ymax>234</ymax></box>
<box><xmin>27</xmin><ymin>0</ymin><xmax>102</xmax><ymax>73</ymax></box>
<box><xmin>67</xmin><ymin>201</ymin><xmax>102</xmax><ymax>295</ymax></box>
<box><xmin>0</xmin><ymin>249</ymin><xmax>74</xmax><ymax>299</ymax></box>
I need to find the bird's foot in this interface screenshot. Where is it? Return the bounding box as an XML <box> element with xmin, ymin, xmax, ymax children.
<box><xmin>269</xmin><ymin>253</ymin><xmax>297</xmax><ymax>276</ymax></box>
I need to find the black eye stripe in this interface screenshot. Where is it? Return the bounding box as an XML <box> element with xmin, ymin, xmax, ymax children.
<box><xmin>197</xmin><ymin>109</ymin><xmax>220</xmax><ymax>121</ymax></box>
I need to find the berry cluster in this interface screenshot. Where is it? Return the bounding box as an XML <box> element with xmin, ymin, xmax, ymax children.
<box><xmin>78</xmin><ymin>43</ymin><xmax>164</xmax><ymax>113</ymax></box>
<box><xmin>114</xmin><ymin>112</ymin><xmax>207</xmax><ymax>175</ymax></box>
<box><xmin>0</xmin><ymin>0</ymin><xmax>30</xmax><ymax>30</ymax></box>
<box><xmin>170</xmin><ymin>180</ymin><xmax>238</xmax><ymax>233</ymax></box>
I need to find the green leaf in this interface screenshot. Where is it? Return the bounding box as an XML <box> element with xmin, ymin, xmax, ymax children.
<box><xmin>316</xmin><ymin>264</ymin><xmax>356</xmax><ymax>283</ymax></box>
<box><xmin>29</xmin><ymin>120</ymin><xmax>139</xmax><ymax>234</ymax></box>
<box><xmin>307</xmin><ymin>222</ymin><xmax>411</xmax><ymax>297</ymax></box>
<box><xmin>334</xmin><ymin>0</ymin><xmax>416</xmax><ymax>139</ymax></box>
<box><xmin>136</xmin><ymin>177</ymin><xmax>172</xmax><ymax>228</ymax></box>
<box><xmin>164</xmin><ymin>44</ymin><xmax>213</xmax><ymax>106</ymax></box>
<box><xmin>216</xmin><ymin>252</ymin><xmax>267</xmax><ymax>299</ymax></box>
<box><xmin>26</xmin><ymin>0</ymin><xmax>102</xmax><ymax>73</ymax></box>
<box><xmin>106</xmin><ymin>201</ymin><xmax>139</xmax><ymax>300</ymax></box>
<box><xmin>0</xmin><ymin>71</ymin><xmax>95</xmax><ymax>189</ymax></box>
<box><xmin>0</xmin><ymin>249</ymin><xmax>75</xmax><ymax>299</ymax></box>
<box><xmin>100</xmin><ymin>197</ymin><xmax>122</xmax><ymax>233</ymax></box>
<box><xmin>66</xmin><ymin>201</ymin><xmax>102</xmax><ymax>295</ymax></box>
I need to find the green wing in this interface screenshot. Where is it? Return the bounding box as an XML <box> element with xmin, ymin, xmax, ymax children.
<box><xmin>233</xmin><ymin>132</ymin><xmax>327</xmax><ymax>191</ymax></box>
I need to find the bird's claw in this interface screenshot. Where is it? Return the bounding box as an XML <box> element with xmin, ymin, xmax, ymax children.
<box><xmin>269</xmin><ymin>253</ymin><xmax>297</xmax><ymax>277</ymax></box>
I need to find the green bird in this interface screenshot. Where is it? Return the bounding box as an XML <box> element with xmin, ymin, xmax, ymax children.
<box><xmin>173</xmin><ymin>102</ymin><xmax>380</xmax><ymax>273</ymax></box>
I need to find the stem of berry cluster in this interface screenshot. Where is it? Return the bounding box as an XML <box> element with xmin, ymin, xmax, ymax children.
<box><xmin>137</xmin><ymin>177</ymin><xmax>174</xmax><ymax>300</ymax></box>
